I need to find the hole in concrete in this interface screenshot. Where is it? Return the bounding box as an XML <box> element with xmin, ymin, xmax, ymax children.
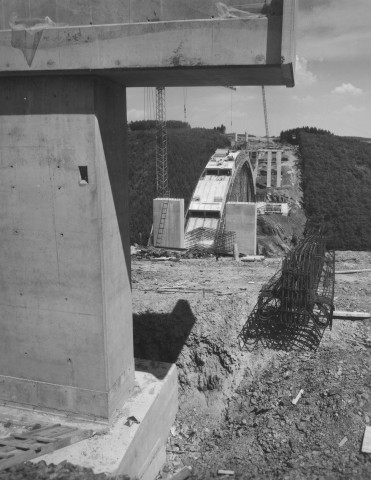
<box><xmin>58</xmin><ymin>186</ymin><xmax>62</xmax><ymax>190</ymax></box>
<box><xmin>78</xmin><ymin>166</ymin><xmax>88</xmax><ymax>185</ymax></box>
<box><xmin>68</xmin><ymin>358</ymin><xmax>72</xmax><ymax>363</ymax></box>
<box><xmin>10</xmin><ymin>165</ymin><xmax>13</xmax><ymax>168</ymax></box>
<box><xmin>60</xmin><ymin>233</ymin><xmax>64</xmax><ymax>237</ymax></box>
<box><xmin>24</xmin><ymin>352</ymin><xmax>28</xmax><ymax>355</ymax></box>
<box><xmin>57</xmin><ymin>165</ymin><xmax>60</xmax><ymax>169</ymax></box>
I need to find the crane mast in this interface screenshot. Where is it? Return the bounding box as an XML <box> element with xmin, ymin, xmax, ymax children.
<box><xmin>155</xmin><ymin>86</ymin><xmax>169</xmax><ymax>198</ymax></box>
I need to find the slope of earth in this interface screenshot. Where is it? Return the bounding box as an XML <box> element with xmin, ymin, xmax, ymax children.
<box><xmin>131</xmin><ymin>252</ymin><xmax>371</xmax><ymax>479</ymax></box>
<box><xmin>256</xmin><ymin>146</ymin><xmax>306</xmax><ymax>256</ymax></box>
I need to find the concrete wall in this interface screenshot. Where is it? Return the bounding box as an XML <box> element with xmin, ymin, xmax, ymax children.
<box><xmin>0</xmin><ymin>76</ymin><xmax>134</xmax><ymax>419</ymax></box>
<box><xmin>225</xmin><ymin>202</ymin><xmax>257</xmax><ymax>255</ymax></box>
<box><xmin>153</xmin><ymin>198</ymin><xmax>184</xmax><ymax>249</ymax></box>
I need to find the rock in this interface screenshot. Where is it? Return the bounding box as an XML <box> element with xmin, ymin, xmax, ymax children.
<box><xmin>267</xmin><ymin>417</ymin><xmax>275</xmax><ymax>428</ymax></box>
<box><xmin>296</xmin><ymin>422</ymin><xmax>306</xmax><ymax>432</ymax></box>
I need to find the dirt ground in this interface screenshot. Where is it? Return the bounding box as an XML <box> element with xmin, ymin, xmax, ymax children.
<box><xmin>1</xmin><ymin>251</ymin><xmax>369</xmax><ymax>480</ymax></box>
<box><xmin>132</xmin><ymin>251</ymin><xmax>371</xmax><ymax>480</ymax></box>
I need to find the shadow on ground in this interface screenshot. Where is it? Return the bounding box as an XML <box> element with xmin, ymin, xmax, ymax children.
<box><xmin>133</xmin><ymin>299</ymin><xmax>195</xmax><ymax>364</ymax></box>
<box><xmin>239</xmin><ymin>305</ymin><xmax>329</xmax><ymax>352</ymax></box>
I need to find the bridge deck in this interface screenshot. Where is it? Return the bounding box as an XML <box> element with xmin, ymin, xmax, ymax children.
<box><xmin>0</xmin><ymin>1</ymin><xmax>296</xmax><ymax>87</ymax></box>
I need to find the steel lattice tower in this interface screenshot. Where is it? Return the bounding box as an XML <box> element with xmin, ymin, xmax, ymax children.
<box><xmin>155</xmin><ymin>87</ymin><xmax>169</xmax><ymax>197</ymax></box>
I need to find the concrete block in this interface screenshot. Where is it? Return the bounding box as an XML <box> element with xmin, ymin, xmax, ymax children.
<box><xmin>0</xmin><ymin>76</ymin><xmax>134</xmax><ymax>420</ymax></box>
<box><xmin>226</xmin><ymin>202</ymin><xmax>257</xmax><ymax>255</ymax></box>
<box><xmin>153</xmin><ymin>198</ymin><xmax>184</xmax><ymax>249</ymax></box>
<box><xmin>31</xmin><ymin>359</ymin><xmax>178</xmax><ymax>480</ymax></box>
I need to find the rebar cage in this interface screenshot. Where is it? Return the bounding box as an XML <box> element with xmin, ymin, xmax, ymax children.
<box><xmin>239</xmin><ymin>230</ymin><xmax>335</xmax><ymax>351</ymax></box>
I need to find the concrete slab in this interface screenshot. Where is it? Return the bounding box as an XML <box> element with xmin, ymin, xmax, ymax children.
<box><xmin>0</xmin><ymin>359</ymin><xmax>178</xmax><ymax>480</ymax></box>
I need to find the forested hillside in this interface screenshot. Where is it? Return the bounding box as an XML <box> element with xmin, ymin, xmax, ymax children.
<box><xmin>128</xmin><ymin>127</ymin><xmax>229</xmax><ymax>244</ymax></box>
<box><xmin>297</xmin><ymin>132</ymin><xmax>371</xmax><ymax>250</ymax></box>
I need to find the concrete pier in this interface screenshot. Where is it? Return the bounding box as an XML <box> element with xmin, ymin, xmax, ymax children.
<box><xmin>153</xmin><ymin>198</ymin><xmax>185</xmax><ymax>249</ymax></box>
<box><xmin>267</xmin><ymin>150</ymin><xmax>272</xmax><ymax>188</ymax></box>
<box><xmin>0</xmin><ymin>76</ymin><xmax>134</xmax><ymax>419</ymax></box>
<box><xmin>225</xmin><ymin>202</ymin><xmax>257</xmax><ymax>255</ymax></box>
<box><xmin>276</xmin><ymin>150</ymin><xmax>282</xmax><ymax>187</ymax></box>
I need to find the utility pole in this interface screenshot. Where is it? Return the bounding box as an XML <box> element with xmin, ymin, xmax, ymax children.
<box><xmin>155</xmin><ymin>86</ymin><xmax>169</xmax><ymax>197</ymax></box>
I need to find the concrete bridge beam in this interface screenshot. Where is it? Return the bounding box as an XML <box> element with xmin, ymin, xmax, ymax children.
<box><xmin>0</xmin><ymin>1</ymin><xmax>296</xmax><ymax>87</ymax></box>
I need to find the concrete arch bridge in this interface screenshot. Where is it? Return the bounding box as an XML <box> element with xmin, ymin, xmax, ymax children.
<box><xmin>184</xmin><ymin>148</ymin><xmax>257</xmax><ymax>254</ymax></box>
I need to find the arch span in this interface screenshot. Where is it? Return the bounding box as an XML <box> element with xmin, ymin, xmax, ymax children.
<box><xmin>185</xmin><ymin>149</ymin><xmax>256</xmax><ymax>250</ymax></box>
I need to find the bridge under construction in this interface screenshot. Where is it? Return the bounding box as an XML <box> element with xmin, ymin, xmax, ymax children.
<box><xmin>153</xmin><ymin>144</ymin><xmax>286</xmax><ymax>255</ymax></box>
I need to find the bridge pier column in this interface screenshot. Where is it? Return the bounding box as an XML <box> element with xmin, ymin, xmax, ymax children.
<box><xmin>267</xmin><ymin>150</ymin><xmax>272</xmax><ymax>188</ymax></box>
<box><xmin>0</xmin><ymin>76</ymin><xmax>134</xmax><ymax>419</ymax></box>
<box><xmin>276</xmin><ymin>150</ymin><xmax>282</xmax><ymax>187</ymax></box>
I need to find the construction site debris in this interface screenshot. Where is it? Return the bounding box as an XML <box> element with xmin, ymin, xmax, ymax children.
<box><xmin>156</xmin><ymin>285</ymin><xmax>232</xmax><ymax>296</ymax></box>
<box><xmin>233</xmin><ymin>243</ymin><xmax>239</xmax><ymax>262</ymax></box>
<box><xmin>336</xmin><ymin>269</ymin><xmax>371</xmax><ymax>274</ymax></box>
<box><xmin>333</xmin><ymin>311</ymin><xmax>371</xmax><ymax>319</ymax></box>
<box><xmin>130</xmin><ymin>245</ymin><xmax>140</xmax><ymax>255</ymax></box>
<box><xmin>0</xmin><ymin>460</ymin><xmax>115</xmax><ymax>479</ymax></box>
<box><xmin>362</xmin><ymin>427</ymin><xmax>371</xmax><ymax>453</ymax></box>
<box><xmin>0</xmin><ymin>425</ymin><xmax>93</xmax><ymax>471</ymax></box>
<box><xmin>168</xmin><ymin>466</ymin><xmax>192</xmax><ymax>480</ymax></box>
<box><xmin>240</xmin><ymin>255</ymin><xmax>265</xmax><ymax>262</ymax></box>
<box><xmin>291</xmin><ymin>389</ymin><xmax>304</xmax><ymax>405</ymax></box>
<box><xmin>217</xmin><ymin>469</ymin><xmax>235</xmax><ymax>475</ymax></box>
<box><xmin>124</xmin><ymin>416</ymin><xmax>140</xmax><ymax>427</ymax></box>
<box><xmin>339</xmin><ymin>437</ymin><xmax>348</xmax><ymax>447</ymax></box>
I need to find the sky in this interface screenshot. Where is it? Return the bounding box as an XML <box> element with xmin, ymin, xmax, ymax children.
<box><xmin>126</xmin><ymin>0</ymin><xmax>371</xmax><ymax>137</ymax></box>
